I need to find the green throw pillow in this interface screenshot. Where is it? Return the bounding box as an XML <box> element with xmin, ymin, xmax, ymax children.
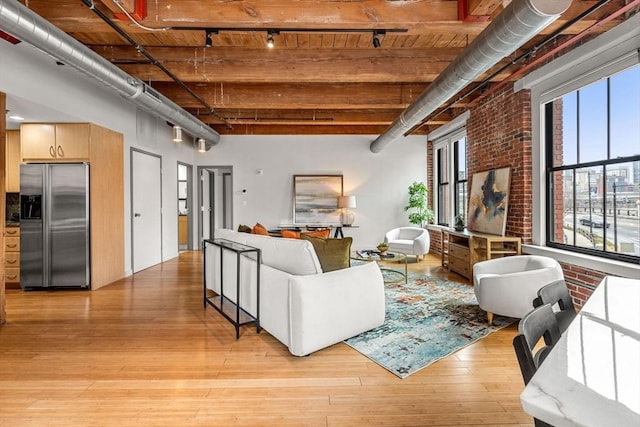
<box><xmin>237</xmin><ymin>224</ymin><xmax>252</xmax><ymax>233</ymax></box>
<box><xmin>300</xmin><ymin>235</ymin><xmax>352</xmax><ymax>272</ymax></box>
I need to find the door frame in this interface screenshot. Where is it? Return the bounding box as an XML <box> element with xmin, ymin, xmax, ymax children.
<box><xmin>130</xmin><ymin>148</ymin><xmax>163</xmax><ymax>272</ymax></box>
<box><xmin>197</xmin><ymin>165</ymin><xmax>233</xmax><ymax>246</ymax></box>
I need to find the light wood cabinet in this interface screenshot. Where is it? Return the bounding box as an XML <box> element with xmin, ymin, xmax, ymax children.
<box><xmin>5</xmin><ymin>130</ymin><xmax>21</xmax><ymax>192</ymax></box>
<box><xmin>4</xmin><ymin>227</ymin><xmax>20</xmax><ymax>285</ymax></box>
<box><xmin>21</xmin><ymin>123</ymin><xmax>90</xmax><ymax>161</ymax></box>
<box><xmin>178</xmin><ymin>215</ymin><xmax>188</xmax><ymax>246</ymax></box>
<box><xmin>18</xmin><ymin>122</ymin><xmax>124</xmax><ymax>290</ymax></box>
<box><xmin>441</xmin><ymin>229</ymin><xmax>521</xmax><ymax>280</ymax></box>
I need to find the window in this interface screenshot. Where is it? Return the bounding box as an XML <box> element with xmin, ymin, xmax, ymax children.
<box><xmin>434</xmin><ymin>130</ymin><xmax>467</xmax><ymax>227</ymax></box>
<box><xmin>545</xmin><ymin>64</ymin><xmax>640</xmax><ymax>263</ymax></box>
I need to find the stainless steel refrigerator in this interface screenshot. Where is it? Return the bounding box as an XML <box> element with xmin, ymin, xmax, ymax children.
<box><xmin>20</xmin><ymin>163</ymin><xmax>90</xmax><ymax>290</ymax></box>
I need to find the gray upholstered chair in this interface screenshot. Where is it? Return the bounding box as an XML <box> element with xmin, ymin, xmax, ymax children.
<box><xmin>384</xmin><ymin>227</ymin><xmax>430</xmax><ymax>261</ymax></box>
<box><xmin>533</xmin><ymin>279</ymin><xmax>577</xmax><ymax>335</ymax></box>
<box><xmin>513</xmin><ymin>303</ymin><xmax>560</xmax><ymax>427</ymax></box>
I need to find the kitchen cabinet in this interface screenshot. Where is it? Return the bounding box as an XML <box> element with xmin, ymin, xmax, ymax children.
<box><xmin>20</xmin><ymin>123</ymin><xmax>90</xmax><ymax>161</ymax></box>
<box><xmin>441</xmin><ymin>229</ymin><xmax>521</xmax><ymax>280</ymax></box>
<box><xmin>19</xmin><ymin>122</ymin><xmax>124</xmax><ymax>290</ymax></box>
<box><xmin>4</xmin><ymin>227</ymin><xmax>20</xmax><ymax>287</ymax></box>
<box><xmin>5</xmin><ymin>130</ymin><xmax>20</xmax><ymax>192</ymax></box>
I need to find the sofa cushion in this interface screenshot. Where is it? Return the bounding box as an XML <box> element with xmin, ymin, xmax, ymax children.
<box><xmin>281</xmin><ymin>229</ymin><xmax>301</xmax><ymax>239</ymax></box>
<box><xmin>237</xmin><ymin>224</ymin><xmax>252</xmax><ymax>233</ymax></box>
<box><xmin>215</xmin><ymin>228</ymin><xmax>322</xmax><ymax>275</ymax></box>
<box><xmin>300</xmin><ymin>235</ymin><xmax>352</xmax><ymax>272</ymax></box>
<box><xmin>251</xmin><ymin>222</ymin><xmax>269</xmax><ymax>235</ymax></box>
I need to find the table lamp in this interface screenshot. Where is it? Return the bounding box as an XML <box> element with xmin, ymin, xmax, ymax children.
<box><xmin>338</xmin><ymin>195</ymin><xmax>356</xmax><ymax>226</ymax></box>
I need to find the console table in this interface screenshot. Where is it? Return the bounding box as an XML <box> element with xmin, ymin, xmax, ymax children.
<box><xmin>440</xmin><ymin>229</ymin><xmax>521</xmax><ymax>279</ymax></box>
<box><xmin>203</xmin><ymin>238</ymin><xmax>261</xmax><ymax>339</ymax></box>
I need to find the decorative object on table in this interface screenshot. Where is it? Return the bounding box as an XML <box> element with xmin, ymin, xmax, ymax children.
<box><xmin>404</xmin><ymin>181</ymin><xmax>434</xmax><ymax>228</ymax></box>
<box><xmin>344</xmin><ymin>272</ymin><xmax>514</xmax><ymax>378</ymax></box>
<box><xmin>293</xmin><ymin>175</ymin><xmax>343</xmax><ymax>225</ymax></box>
<box><xmin>337</xmin><ymin>195</ymin><xmax>357</xmax><ymax>226</ymax></box>
<box><xmin>467</xmin><ymin>167</ymin><xmax>511</xmax><ymax>235</ymax></box>
<box><xmin>454</xmin><ymin>214</ymin><xmax>466</xmax><ymax>231</ymax></box>
<box><xmin>376</xmin><ymin>242</ymin><xmax>389</xmax><ymax>254</ymax></box>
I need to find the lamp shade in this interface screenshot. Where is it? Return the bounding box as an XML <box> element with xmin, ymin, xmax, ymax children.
<box><xmin>338</xmin><ymin>195</ymin><xmax>356</xmax><ymax>209</ymax></box>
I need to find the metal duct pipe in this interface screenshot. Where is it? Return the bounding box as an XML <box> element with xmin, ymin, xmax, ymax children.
<box><xmin>370</xmin><ymin>0</ymin><xmax>571</xmax><ymax>153</ymax></box>
<box><xmin>0</xmin><ymin>0</ymin><xmax>220</xmax><ymax>149</ymax></box>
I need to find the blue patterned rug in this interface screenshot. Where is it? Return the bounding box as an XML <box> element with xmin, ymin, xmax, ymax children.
<box><xmin>344</xmin><ymin>271</ymin><xmax>514</xmax><ymax>378</ymax></box>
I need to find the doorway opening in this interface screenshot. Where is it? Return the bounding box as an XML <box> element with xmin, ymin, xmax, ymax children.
<box><xmin>177</xmin><ymin>162</ymin><xmax>193</xmax><ymax>252</ymax></box>
<box><xmin>197</xmin><ymin>166</ymin><xmax>232</xmax><ymax>245</ymax></box>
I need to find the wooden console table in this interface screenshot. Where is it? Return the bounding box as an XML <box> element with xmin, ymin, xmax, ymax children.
<box><xmin>440</xmin><ymin>229</ymin><xmax>522</xmax><ymax>280</ymax></box>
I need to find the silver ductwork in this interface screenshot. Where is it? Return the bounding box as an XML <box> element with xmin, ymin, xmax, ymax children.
<box><xmin>370</xmin><ymin>0</ymin><xmax>571</xmax><ymax>153</ymax></box>
<box><xmin>0</xmin><ymin>0</ymin><xmax>220</xmax><ymax>149</ymax></box>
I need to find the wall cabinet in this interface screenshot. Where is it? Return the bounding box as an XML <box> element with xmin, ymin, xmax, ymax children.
<box><xmin>5</xmin><ymin>130</ymin><xmax>21</xmax><ymax>192</ymax></box>
<box><xmin>4</xmin><ymin>227</ymin><xmax>20</xmax><ymax>287</ymax></box>
<box><xmin>20</xmin><ymin>123</ymin><xmax>90</xmax><ymax>161</ymax></box>
<box><xmin>441</xmin><ymin>229</ymin><xmax>522</xmax><ymax>280</ymax></box>
<box><xmin>19</xmin><ymin>122</ymin><xmax>124</xmax><ymax>290</ymax></box>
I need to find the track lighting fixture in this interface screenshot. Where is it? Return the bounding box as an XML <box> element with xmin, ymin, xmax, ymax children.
<box><xmin>172</xmin><ymin>125</ymin><xmax>183</xmax><ymax>142</ymax></box>
<box><xmin>266</xmin><ymin>31</ymin><xmax>276</xmax><ymax>49</ymax></box>
<box><xmin>197</xmin><ymin>138</ymin><xmax>207</xmax><ymax>152</ymax></box>
<box><xmin>372</xmin><ymin>30</ymin><xmax>385</xmax><ymax>48</ymax></box>
<box><xmin>204</xmin><ymin>29</ymin><xmax>217</xmax><ymax>48</ymax></box>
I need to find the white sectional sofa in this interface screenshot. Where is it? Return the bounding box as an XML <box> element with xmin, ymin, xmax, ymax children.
<box><xmin>204</xmin><ymin>228</ymin><xmax>386</xmax><ymax>356</ymax></box>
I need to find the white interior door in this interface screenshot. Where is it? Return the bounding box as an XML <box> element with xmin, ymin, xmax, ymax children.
<box><xmin>132</xmin><ymin>149</ymin><xmax>162</xmax><ymax>272</ymax></box>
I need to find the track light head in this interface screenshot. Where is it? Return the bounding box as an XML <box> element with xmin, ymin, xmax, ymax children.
<box><xmin>266</xmin><ymin>30</ymin><xmax>277</xmax><ymax>48</ymax></box>
<box><xmin>205</xmin><ymin>29</ymin><xmax>217</xmax><ymax>48</ymax></box>
<box><xmin>372</xmin><ymin>30</ymin><xmax>385</xmax><ymax>48</ymax></box>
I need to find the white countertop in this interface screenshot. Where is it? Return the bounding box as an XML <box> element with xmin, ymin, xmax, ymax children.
<box><xmin>520</xmin><ymin>276</ymin><xmax>640</xmax><ymax>427</ymax></box>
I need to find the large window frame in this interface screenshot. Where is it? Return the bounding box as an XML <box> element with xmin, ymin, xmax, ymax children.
<box><xmin>433</xmin><ymin>127</ymin><xmax>467</xmax><ymax>227</ymax></box>
<box><xmin>515</xmin><ymin>13</ymin><xmax>640</xmax><ymax>278</ymax></box>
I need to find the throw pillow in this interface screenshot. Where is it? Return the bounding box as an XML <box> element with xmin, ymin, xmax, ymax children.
<box><xmin>300</xmin><ymin>235</ymin><xmax>352</xmax><ymax>272</ymax></box>
<box><xmin>251</xmin><ymin>222</ymin><xmax>269</xmax><ymax>235</ymax></box>
<box><xmin>237</xmin><ymin>224</ymin><xmax>252</xmax><ymax>233</ymax></box>
<box><xmin>281</xmin><ymin>229</ymin><xmax>301</xmax><ymax>239</ymax></box>
<box><xmin>301</xmin><ymin>229</ymin><xmax>331</xmax><ymax>239</ymax></box>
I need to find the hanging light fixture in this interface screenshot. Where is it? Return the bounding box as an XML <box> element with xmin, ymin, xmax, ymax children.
<box><xmin>197</xmin><ymin>138</ymin><xmax>207</xmax><ymax>152</ymax></box>
<box><xmin>172</xmin><ymin>125</ymin><xmax>183</xmax><ymax>142</ymax></box>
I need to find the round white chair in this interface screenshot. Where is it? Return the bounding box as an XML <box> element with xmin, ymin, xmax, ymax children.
<box><xmin>384</xmin><ymin>227</ymin><xmax>430</xmax><ymax>261</ymax></box>
<box><xmin>473</xmin><ymin>255</ymin><xmax>564</xmax><ymax>325</ymax></box>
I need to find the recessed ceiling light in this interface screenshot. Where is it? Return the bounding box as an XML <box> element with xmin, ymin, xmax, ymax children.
<box><xmin>9</xmin><ymin>115</ymin><xmax>25</xmax><ymax>121</ymax></box>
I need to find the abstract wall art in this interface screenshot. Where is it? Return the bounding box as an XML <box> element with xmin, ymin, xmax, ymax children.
<box><xmin>467</xmin><ymin>167</ymin><xmax>511</xmax><ymax>236</ymax></box>
<box><xmin>293</xmin><ymin>175</ymin><xmax>343</xmax><ymax>225</ymax></box>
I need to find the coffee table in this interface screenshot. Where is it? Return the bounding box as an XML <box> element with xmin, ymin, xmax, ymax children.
<box><xmin>351</xmin><ymin>250</ymin><xmax>407</xmax><ymax>284</ymax></box>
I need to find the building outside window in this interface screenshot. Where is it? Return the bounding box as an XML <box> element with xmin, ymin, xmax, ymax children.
<box><xmin>434</xmin><ymin>130</ymin><xmax>467</xmax><ymax>227</ymax></box>
<box><xmin>545</xmin><ymin>64</ymin><xmax>640</xmax><ymax>263</ymax></box>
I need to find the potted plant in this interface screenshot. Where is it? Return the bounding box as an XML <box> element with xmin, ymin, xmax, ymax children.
<box><xmin>404</xmin><ymin>181</ymin><xmax>434</xmax><ymax>228</ymax></box>
<box><xmin>454</xmin><ymin>214</ymin><xmax>465</xmax><ymax>231</ymax></box>
<box><xmin>376</xmin><ymin>242</ymin><xmax>389</xmax><ymax>254</ymax></box>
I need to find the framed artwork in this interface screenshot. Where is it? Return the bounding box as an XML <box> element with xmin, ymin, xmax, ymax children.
<box><xmin>293</xmin><ymin>175</ymin><xmax>343</xmax><ymax>225</ymax></box>
<box><xmin>467</xmin><ymin>167</ymin><xmax>511</xmax><ymax>236</ymax></box>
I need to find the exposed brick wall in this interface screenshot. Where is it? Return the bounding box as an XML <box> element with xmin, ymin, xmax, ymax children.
<box><xmin>428</xmin><ymin>228</ymin><xmax>442</xmax><ymax>254</ymax></box>
<box><xmin>467</xmin><ymin>83</ymin><xmax>533</xmax><ymax>242</ymax></box>
<box><xmin>560</xmin><ymin>262</ymin><xmax>608</xmax><ymax>307</ymax></box>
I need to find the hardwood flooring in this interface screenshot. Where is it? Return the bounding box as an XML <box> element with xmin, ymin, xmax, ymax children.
<box><xmin>0</xmin><ymin>252</ymin><xmax>534</xmax><ymax>426</ymax></box>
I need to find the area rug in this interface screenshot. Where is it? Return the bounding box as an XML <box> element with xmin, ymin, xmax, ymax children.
<box><xmin>344</xmin><ymin>271</ymin><xmax>514</xmax><ymax>378</ymax></box>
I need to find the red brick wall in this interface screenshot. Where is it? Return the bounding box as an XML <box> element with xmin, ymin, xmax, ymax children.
<box><xmin>467</xmin><ymin>83</ymin><xmax>533</xmax><ymax>242</ymax></box>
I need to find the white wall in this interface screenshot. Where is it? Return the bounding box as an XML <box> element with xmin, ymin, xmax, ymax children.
<box><xmin>199</xmin><ymin>135</ymin><xmax>428</xmax><ymax>249</ymax></box>
<box><xmin>2</xmin><ymin>39</ymin><xmax>430</xmax><ymax>277</ymax></box>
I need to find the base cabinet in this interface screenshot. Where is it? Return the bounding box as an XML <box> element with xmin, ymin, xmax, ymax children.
<box><xmin>441</xmin><ymin>229</ymin><xmax>521</xmax><ymax>280</ymax></box>
<box><xmin>4</xmin><ymin>227</ymin><xmax>20</xmax><ymax>287</ymax></box>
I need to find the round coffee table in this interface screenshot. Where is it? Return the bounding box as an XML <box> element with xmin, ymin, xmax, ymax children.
<box><xmin>351</xmin><ymin>250</ymin><xmax>408</xmax><ymax>284</ymax></box>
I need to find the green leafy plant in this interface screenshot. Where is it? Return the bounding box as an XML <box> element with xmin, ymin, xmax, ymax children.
<box><xmin>454</xmin><ymin>214</ymin><xmax>465</xmax><ymax>231</ymax></box>
<box><xmin>404</xmin><ymin>181</ymin><xmax>434</xmax><ymax>228</ymax></box>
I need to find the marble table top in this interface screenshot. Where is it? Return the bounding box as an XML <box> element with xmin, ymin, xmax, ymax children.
<box><xmin>520</xmin><ymin>276</ymin><xmax>640</xmax><ymax>427</ymax></box>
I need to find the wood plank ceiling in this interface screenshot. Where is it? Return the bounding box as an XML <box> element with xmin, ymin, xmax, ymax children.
<box><xmin>10</xmin><ymin>0</ymin><xmax>631</xmax><ymax>136</ymax></box>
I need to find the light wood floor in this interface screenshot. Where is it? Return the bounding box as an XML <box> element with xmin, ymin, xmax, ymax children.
<box><xmin>0</xmin><ymin>252</ymin><xmax>534</xmax><ymax>426</ymax></box>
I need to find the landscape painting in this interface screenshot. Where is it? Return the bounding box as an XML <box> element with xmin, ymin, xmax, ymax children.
<box><xmin>467</xmin><ymin>167</ymin><xmax>511</xmax><ymax>236</ymax></box>
<box><xmin>293</xmin><ymin>175</ymin><xmax>343</xmax><ymax>225</ymax></box>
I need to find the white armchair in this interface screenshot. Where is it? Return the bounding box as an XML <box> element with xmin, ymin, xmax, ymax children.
<box><xmin>473</xmin><ymin>255</ymin><xmax>564</xmax><ymax>325</ymax></box>
<box><xmin>384</xmin><ymin>227</ymin><xmax>430</xmax><ymax>261</ymax></box>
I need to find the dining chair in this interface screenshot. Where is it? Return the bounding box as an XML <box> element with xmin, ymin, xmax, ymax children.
<box><xmin>513</xmin><ymin>304</ymin><xmax>561</xmax><ymax>427</ymax></box>
<box><xmin>532</xmin><ymin>279</ymin><xmax>577</xmax><ymax>335</ymax></box>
